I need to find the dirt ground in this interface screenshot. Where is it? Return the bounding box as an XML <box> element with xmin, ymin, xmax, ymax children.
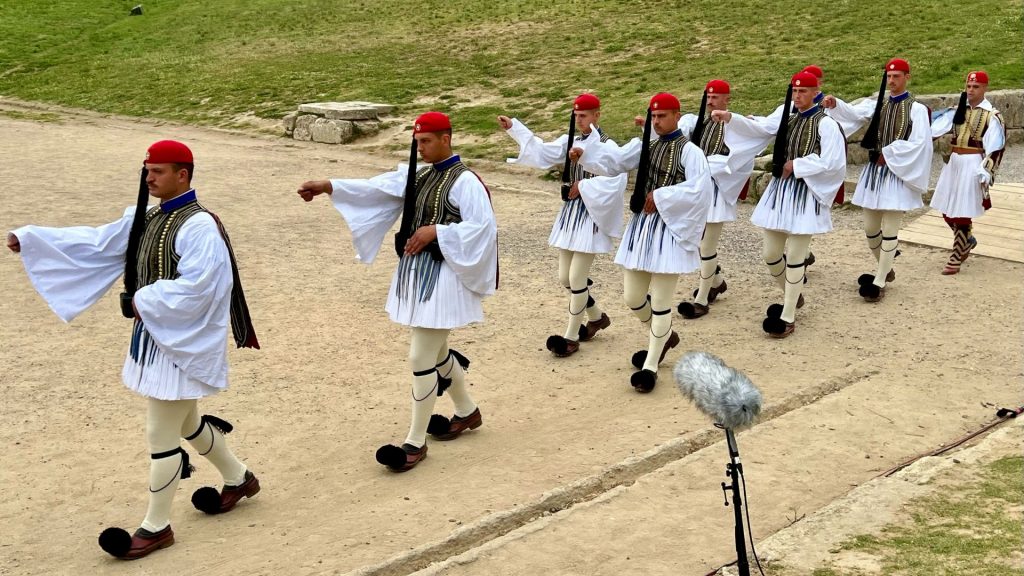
<box><xmin>0</xmin><ymin>103</ymin><xmax>1020</xmax><ymax>576</ymax></box>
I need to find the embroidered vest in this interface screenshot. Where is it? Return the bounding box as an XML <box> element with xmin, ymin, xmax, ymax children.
<box><xmin>400</xmin><ymin>161</ymin><xmax>465</xmax><ymax>238</ymax></box>
<box><xmin>875</xmin><ymin>93</ymin><xmax>915</xmax><ymax>148</ymax></box>
<box><xmin>644</xmin><ymin>132</ymin><xmax>689</xmax><ymax>195</ymax></box>
<box><xmin>786</xmin><ymin>108</ymin><xmax>827</xmax><ymax>160</ymax></box>
<box><xmin>134</xmin><ymin>199</ymin><xmax>258</xmax><ymax>350</ymax></box>
<box><xmin>697</xmin><ymin>117</ymin><xmax>730</xmax><ymax>156</ymax></box>
<box><xmin>952</xmin><ymin>107</ymin><xmax>995</xmax><ymax>151</ymax></box>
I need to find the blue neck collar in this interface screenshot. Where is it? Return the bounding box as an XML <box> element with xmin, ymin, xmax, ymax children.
<box><xmin>659</xmin><ymin>128</ymin><xmax>683</xmax><ymax>142</ymax></box>
<box><xmin>798</xmin><ymin>104</ymin><xmax>821</xmax><ymax>118</ymax></box>
<box><xmin>813</xmin><ymin>91</ymin><xmax>824</xmax><ymax>103</ymax></box>
<box><xmin>160</xmin><ymin>189</ymin><xmax>196</xmax><ymax>213</ymax></box>
<box><xmin>889</xmin><ymin>91</ymin><xmax>910</xmax><ymax>103</ymax></box>
<box><xmin>433</xmin><ymin>155</ymin><xmax>461</xmax><ymax>171</ymax></box>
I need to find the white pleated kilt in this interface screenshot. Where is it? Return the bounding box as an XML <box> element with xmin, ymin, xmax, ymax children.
<box><xmin>122</xmin><ymin>330</ymin><xmax>222</xmax><ymax>400</ymax></box>
<box><xmin>931</xmin><ymin>153</ymin><xmax>986</xmax><ymax>218</ymax></box>
<box><xmin>615</xmin><ymin>211</ymin><xmax>699</xmax><ymax>274</ymax></box>
<box><xmin>548</xmin><ymin>197</ymin><xmax>614</xmax><ymax>254</ymax></box>
<box><xmin>386</xmin><ymin>260</ymin><xmax>483</xmax><ymax>329</ymax></box>
<box><xmin>852</xmin><ymin>163</ymin><xmax>923</xmax><ymax>211</ymax></box>
<box><xmin>707</xmin><ymin>185</ymin><xmax>738</xmax><ymax>223</ymax></box>
<box><xmin>752</xmin><ymin>177</ymin><xmax>833</xmax><ymax>235</ymax></box>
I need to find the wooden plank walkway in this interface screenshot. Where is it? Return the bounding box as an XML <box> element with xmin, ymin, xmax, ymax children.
<box><xmin>902</xmin><ymin>182</ymin><xmax>1024</xmax><ymax>262</ymax></box>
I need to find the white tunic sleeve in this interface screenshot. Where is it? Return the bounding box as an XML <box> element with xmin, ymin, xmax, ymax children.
<box><xmin>329</xmin><ymin>167</ymin><xmax>406</xmax><ymax>264</ymax></box>
<box><xmin>749</xmin><ymin>104</ymin><xmax>786</xmax><ymax>134</ymax></box>
<box><xmin>577</xmin><ymin>136</ymin><xmax>643</xmax><ymax>177</ymax></box>
<box><xmin>505</xmin><ymin>119</ymin><xmax>569</xmax><ymax>169</ymax></box>
<box><xmin>826</xmin><ymin>96</ymin><xmax>875</xmax><ymax>136</ymax></box>
<box><xmin>984</xmin><ymin>113</ymin><xmax>1006</xmax><ymax>154</ymax></box>
<box><xmin>793</xmin><ymin>116</ymin><xmax>846</xmax><ymax>206</ymax></box>
<box><xmin>677</xmin><ymin>114</ymin><xmax>698</xmax><ymax>139</ymax></box>
<box><xmin>930</xmin><ymin>108</ymin><xmax>955</xmax><ymax>139</ymax></box>
<box><xmin>882</xmin><ymin>102</ymin><xmax>933</xmax><ymax>194</ymax></box>
<box><xmin>723</xmin><ymin>113</ymin><xmax>777</xmax><ymax>174</ymax></box>
<box><xmin>652</xmin><ymin>142</ymin><xmax>713</xmax><ymax>251</ymax></box>
<box><xmin>12</xmin><ymin>207</ymin><xmax>137</xmax><ymax>322</ymax></box>
<box><xmin>577</xmin><ymin>169</ymin><xmax>628</xmax><ymax>239</ymax></box>
<box><xmin>436</xmin><ymin>172</ymin><xmax>498</xmax><ymax>296</ymax></box>
<box><xmin>133</xmin><ymin>213</ymin><xmax>233</xmax><ymax>386</ymax></box>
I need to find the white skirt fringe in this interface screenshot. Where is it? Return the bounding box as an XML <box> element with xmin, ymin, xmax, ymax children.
<box><xmin>615</xmin><ymin>211</ymin><xmax>699</xmax><ymax>274</ymax></box>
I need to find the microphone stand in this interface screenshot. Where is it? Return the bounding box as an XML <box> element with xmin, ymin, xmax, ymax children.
<box><xmin>720</xmin><ymin>427</ymin><xmax>751</xmax><ymax>576</ymax></box>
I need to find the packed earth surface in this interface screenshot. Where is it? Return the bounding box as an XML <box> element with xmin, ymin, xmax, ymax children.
<box><xmin>0</xmin><ymin>102</ymin><xmax>1020</xmax><ymax>576</ymax></box>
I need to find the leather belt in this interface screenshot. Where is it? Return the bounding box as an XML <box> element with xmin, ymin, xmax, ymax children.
<box><xmin>951</xmin><ymin>146</ymin><xmax>984</xmax><ymax>155</ymax></box>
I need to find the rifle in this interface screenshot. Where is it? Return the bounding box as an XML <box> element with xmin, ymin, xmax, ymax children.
<box><xmin>771</xmin><ymin>85</ymin><xmax>793</xmax><ymax>178</ymax></box>
<box><xmin>859</xmin><ymin>69</ymin><xmax>888</xmax><ymax>163</ymax></box>
<box><xmin>559</xmin><ymin>109</ymin><xmax>576</xmax><ymax>201</ymax></box>
<box><xmin>394</xmin><ymin>137</ymin><xmax>444</xmax><ymax>261</ymax></box>
<box><xmin>690</xmin><ymin>90</ymin><xmax>709</xmax><ymax>146</ymax></box>
<box><xmin>119</xmin><ymin>166</ymin><xmax>150</xmax><ymax>318</ymax></box>
<box><xmin>629</xmin><ymin>107</ymin><xmax>653</xmax><ymax>213</ymax></box>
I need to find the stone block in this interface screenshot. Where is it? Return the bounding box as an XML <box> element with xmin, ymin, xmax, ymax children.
<box><xmin>352</xmin><ymin>119</ymin><xmax>381</xmax><ymax>136</ymax></box>
<box><xmin>753</xmin><ymin>154</ymin><xmax>772</xmax><ymax>171</ymax></box>
<box><xmin>310</xmin><ymin>118</ymin><xmax>354</xmax><ymax>144</ymax></box>
<box><xmin>298</xmin><ymin>102</ymin><xmax>379</xmax><ymax>120</ymax></box>
<box><xmin>293</xmin><ymin>114</ymin><xmax>316</xmax><ymax>141</ymax></box>
<box><xmin>989</xmin><ymin>89</ymin><xmax>1024</xmax><ymax>128</ymax></box>
<box><xmin>282</xmin><ymin>112</ymin><xmax>297</xmax><ymax>136</ymax></box>
<box><xmin>345</xmin><ymin>101</ymin><xmax>396</xmax><ymax>116</ymax></box>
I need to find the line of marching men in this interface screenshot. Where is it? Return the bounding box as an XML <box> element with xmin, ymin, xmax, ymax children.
<box><xmin>5</xmin><ymin>59</ymin><xmax>1004</xmax><ymax>558</ymax></box>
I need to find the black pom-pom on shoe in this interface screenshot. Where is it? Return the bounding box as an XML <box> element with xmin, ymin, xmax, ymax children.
<box><xmin>375</xmin><ymin>444</ymin><xmax>408</xmax><ymax>469</ymax></box>
<box><xmin>98</xmin><ymin>527</ymin><xmax>133</xmax><ymax>558</ymax></box>
<box><xmin>191</xmin><ymin>487</ymin><xmax>223</xmax><ymax>515</ymax></box>
<box><xmin>630</xmin><ymin>369</ymin><xmax>657</xmax><ymax>393</ymax></box>
<box><xmin>859</xmin><ymin>283</ymin><xmax>881</xmax><ymax>300</ymax></box>
<box><xmin>546</xmin><ymin>335</ymin><xmax>568</xmax><ymax>355</ymax></box>
<box><xmin>426</xmin><ymin>414</ymin><xmax>451</xmax><ymax>436</ymax></box>
<box><xmin>766</xmin><ymin>303</ymin><xmax>784</xmax><ymax>319</ymax></box>
<box><xmin>763</xmin><ymin>316</ymin><xmax>788</xmax><ymax>334</ymax></box>
<box><xmin>631</xmin><ymin>350</ymin><xmax>647</xmax><ymax>369</ymax></box>
<box><xmin>857</xmin><ymin>273</ymin><xmax>875</xmax><ymax>287</ymax></box>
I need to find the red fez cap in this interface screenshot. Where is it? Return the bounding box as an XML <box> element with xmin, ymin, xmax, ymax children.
<box><xmin>573</xmin><ymin>93</ymin><xmax>601</xmax><ymax>111</ymax></box>
<box><xmin>801</xmin><ymin>65</ymin><xmax>824</xmax><ymax>79</ymax></box>
<box><xmin>966</xmin><ymin>70</ymin><xmax>989</xmax><ymax>84</ymax></box>
<box><xmin>885</xmin><ymin>58</ymin><xmax>910</xmax><ymax>73</ymax></box>
<box><xmin>413</xmin><ymin>111</ymin><xmax>451</xmax><ymax>134</ymax></box>
<box><xmin>705</xmin><ymin>79</ymin><xmax>730</xmax><ymax>95</ymax></box>
<box><xmin>790</xmin><ymin>71</ymin><xmax>819</xmax><ymax>88</ymax></box>
<box><xmin>145</xmin><ymin>140</ymin><xmax>193</xmax><ymax>164</ymax></box>
<box><xmin>649</xmin><ymin>92</ymin><xmax>680</xmax><ymax>111</ymax></box>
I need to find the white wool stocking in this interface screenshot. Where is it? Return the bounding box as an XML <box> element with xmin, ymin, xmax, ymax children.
<box><xmin>642</xmin><ymin>273</ymin><xmax>679</xmax><ymax>371</ymax></box>
<box><xmin>763</xmin><ymin>230</ymin><xmax>788</xmax><ymax>291</ymax></box>
<box><xmin>141</xmin><ymin>399</ymin><xmax>195</xmax><ymax>532</ymax></box>
<box><xmin>873</xmin><ymin>211</ymin><xmax>902</xmax><ymax>288</ymax></box>
<box><xmin>182</xmin><ymin>404</ymin><xmax>246</xmax><ymax>487</ymax></box>
<box><xmin>695</xmin><ymin>222</ymin><xmax>724</xmax><ymax>305</ymax></box>
<box><xmin>404</xmin><ymin>327</ymin><xmax>449</xmax><ymax>448</ymax></box>
<box><xmin>780</xmin><ymin>234</ymin><xmax>811</xmax><ymax>323</ymax></box>
<box><xmin>434</xmin><ymin>339</ymin><xmax>477</xmax><ymax>418</ymax></box>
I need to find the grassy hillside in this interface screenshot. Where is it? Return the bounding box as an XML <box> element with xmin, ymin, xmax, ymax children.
<box><xmin>1</xmin><ymin>0</ymin><xmax>1020</xmax><ymax>154</ymax></box>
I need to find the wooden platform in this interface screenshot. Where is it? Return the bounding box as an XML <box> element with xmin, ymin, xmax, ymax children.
<box><xmin>902</xmin><ymin>182</ymin><xmax>1024</xmax><ymax>263</ymax></box>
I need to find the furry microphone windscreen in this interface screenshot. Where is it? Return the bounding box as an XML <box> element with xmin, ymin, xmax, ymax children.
<box><xmin>673</xmin><ymin>351</ymin><xmax>763</xmax><ymax>430</ymax></box>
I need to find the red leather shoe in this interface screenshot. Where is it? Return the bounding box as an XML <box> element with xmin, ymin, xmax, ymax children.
<box><xmin>429</xmin><ymin>408</ymin><xmax>483</xmax><ymax>441</ymax></box>
<box><xmin>98</xmin><ymin>525</ymin><xmax>174</xmax><ymax>560</ymax></box>
<box><xmin>192</xmin><ymin>470</ymin><xmax>261</xmax><ymax>515</ymax></box>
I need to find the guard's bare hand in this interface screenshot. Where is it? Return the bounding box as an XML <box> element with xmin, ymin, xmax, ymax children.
<box><xmin>634</xmin><ymin>115</ymin><xmax>645</xmax><ymax>127</ymax></box>
<box><xmin>404</xmin><ymin>225</ymin><xmax>438</xmax><ymax>256</ymax></box>
<box><xmin>6</xmin><ymin>232</ymin><xmax>20</xmax><ymax>253</ymax></box>
<box><xmin>297</xmin><ymin>180</ymin><xmax>332</xmax><ymax>202</ymax></box>
<box><xmin>497</xmin><ymin>115</ymin><xmax>513</xmax><ymax>130</ymax></box>
<box><xmin>781</xmin><ymin>160</ymin><xmax>795</xmax><ymax>180</ymax></box>
<box><xmin>643</xmin><ymin>192</ymin><xmax>657</xmax><ymax>214</ymax></box>
<box><xmin>876</xmin><ymin>153</ymin><xmax>887</xmax><ymax>167</ymax></box>
<box><xmin>821</xmin><ymin>95</ymin><xmax>837</xmax><ymax>109</ymax></box>
<box><xmin>568</xmin><ymin>147</ymin><xmax>584</xmax><ymax>163</ymax></box>
<box><xmin>711</xmin><ymin>110</ymin><xmax>732</xmax><ymax>123</ymax></box>
<box><xmin>568</xmin><ymin>182</ymin><xmax>581</xmax><ymax>200</ymax></box>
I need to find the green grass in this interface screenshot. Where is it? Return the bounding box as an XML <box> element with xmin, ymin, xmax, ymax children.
<box><xmin>0</xmin><ymin>0</ymin><xmax>1021</xmax><ymax>156</ymax></box>
<box><xmin>803</xmin><ymin>456</ymin><xmax>1024</xmax><ymax>576</ymax></box>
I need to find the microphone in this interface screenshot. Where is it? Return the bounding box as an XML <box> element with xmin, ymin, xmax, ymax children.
<box><xmin>674</xmin><ymin>351</ymin><xmax>763</xmax><ymax>430</ymax></box>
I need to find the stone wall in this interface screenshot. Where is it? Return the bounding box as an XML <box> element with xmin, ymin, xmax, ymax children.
<box><xmin>283</xmin><ymin>102</ymin><xmax>394</xmax><ymax>144</ymax></box>
<box><xmin>745</xmin><ymin>89</ymin><xmax>1022</xmax><ymax>202</ymax></box>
